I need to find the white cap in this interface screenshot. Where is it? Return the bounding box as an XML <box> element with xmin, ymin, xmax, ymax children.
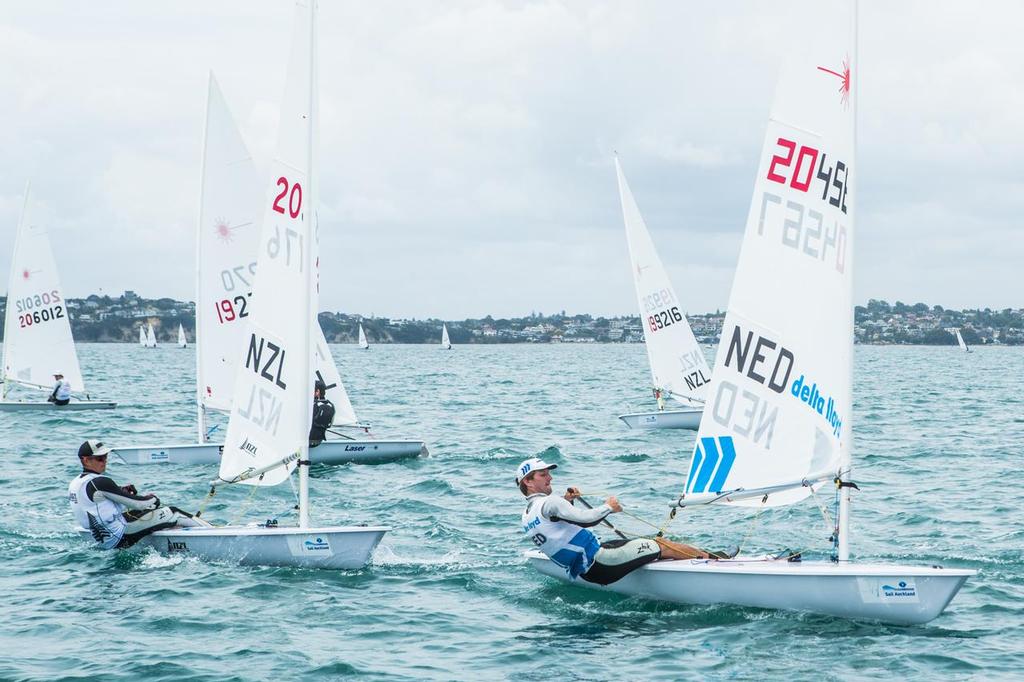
<box><xmin>515</xmin><ymin>458</ymin><xmax>557</xmax><ymax>485</ymax></box>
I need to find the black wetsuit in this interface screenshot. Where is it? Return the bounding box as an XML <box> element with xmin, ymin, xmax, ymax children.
<box><xmin>309</xmin><ymin>397</ymin><xmax>335</xmax><ymax>447</ymax></box>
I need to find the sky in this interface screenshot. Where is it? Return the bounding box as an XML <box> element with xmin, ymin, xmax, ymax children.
<box><xmin>1</xmin><ymin>1</ymin><xmax>1021</xmax><ymax>319</ymax></box>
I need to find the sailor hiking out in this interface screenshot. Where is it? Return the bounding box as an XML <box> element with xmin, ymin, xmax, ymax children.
<box><xmin>68</xmin><ymin>440</ymin><xmax>209</xmax><ymax>549</ymax></box>
<box><xmin>517</xmin><ymin>458</ymin><xmax>734</xmax><ymax>585</ymax></box>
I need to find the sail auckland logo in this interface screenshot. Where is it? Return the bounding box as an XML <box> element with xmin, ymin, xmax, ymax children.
<box><xmin>881</xmin><ymin>580</ymin><xmax>917</xmax><ymax>599</ymax></box>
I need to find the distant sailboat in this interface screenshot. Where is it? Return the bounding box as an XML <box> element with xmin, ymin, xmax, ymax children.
<box><xmin>530</xmin><ymin>0</ymin><xmax>973</xmax><ymax>624</ymax></box>
<box><xmin>615</xmin><ymin>157</ymin><xmax>711</xmax><ymax>430</ymax></box>
<box><xmin>357</xmin><ymin>323</ymin><xmax>369</xmax><ymax>350</ymax></box>
<box><xmin>178</xmin><ymin>323</ymin><xmax>187</xmax><ymax>348</ymax></box>
<box><xmin>441</xmin><ymin>323</ymin><xmax>452</xmax><ymax>350</ymax></box>
<box><xmin>0</xmin><ymin>184</ymin><xmax>116</xmax><ymax>410</ymax></box>
<box><xmin>145</xmin><ymin>322</ymin><xmax>157</xmax><ymax>348</ymax></box>
<box><xmin>138</xmin><ymin>325</ymin><xmax>147</xmax><ymax>346</ymax></box>
<box><xmin>955</xmin><ymin>328</ymin><xmax>972</xmax><ymax>353</ymax></box>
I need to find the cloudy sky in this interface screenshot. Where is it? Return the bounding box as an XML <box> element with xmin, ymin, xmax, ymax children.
<box><xmin>1</xmin><ymin>1</ymin><xmax>1020</xmax><ymax>319</ymax></box>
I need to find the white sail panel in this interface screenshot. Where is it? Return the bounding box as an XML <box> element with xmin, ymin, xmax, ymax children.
<box><xmin>616</xmin><ymin>158</ymin><xmax>711</xmax><ymax>404</ymax></box>
<box><xmin>2</xmin><ymin>186</ymin><xmax>85</xmax><ymax>393</ymax></box>
<box><xmin>178</xmin><ymin>323</ymin><xmax>187</xmax><ymax>348</ymax></box>
<box><xmin>358</xmin><ymin>323</ymin><xmax>368</xmax><ymax>349</ymax></box>
<box><xmin>196</xmin><ymin>74</ymin><xmax>263</xmax><ymax>412</ymax></box>
<box><xmin>685</xmin><ymin>2</ymin><xmax>855</xmax><ymax>507</ymax></box>
<box><xmin>220</xmin><ymin>0</ymin><xmax>316</xmax><ymax>487</ymax></box>
<box><xmin>441</xmin><ymin>323</ymin><xmax>451</xmax><ymax>349</ymax></box>
<box><xmin>315</xmin><ymin>323</ymin><xmax>358</xmax><ymax>426</ymax></box>
<box><xmin>146</xmin><ymin>323</ymin><xmax>157</xmax><ymax>347</ymax></box>
<box><xmin>138</xmin><ymin>326</ymin><xmax>146</xmax><ymax>346</ymax></box>
<box><xmin>955</xmin><ymin>329</ymin><xmax>969</xmax><ymax>352</ymax></box>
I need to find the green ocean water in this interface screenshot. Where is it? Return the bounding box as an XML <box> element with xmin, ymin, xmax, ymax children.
<box><xmin>0</xmin><ymin>343</ymin><xmax>1021</xmax><ymax>681</ymax></box>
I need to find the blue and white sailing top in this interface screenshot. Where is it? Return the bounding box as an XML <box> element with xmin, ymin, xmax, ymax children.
<box><xmin>521</xmin><ymin>494</ymin><xmax>611</xmax><ymax>579</ymax></box>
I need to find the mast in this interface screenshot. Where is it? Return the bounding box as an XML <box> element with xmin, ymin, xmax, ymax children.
<box><xmin>2</xmin><ymin>184</ymin><xmax>30</xmax><ymax>400</ymax></box>
<box><xmin>838</xmin><ymin>0</ymin><xmax>858</xmax><ymax>563</ymax></box>
<box><xmin>195</xmin><ymin>74</ymin><xmax>213</xmax><ymax>444</ymax></box>
<box><xmin>298</xmin><ymin>0</ymin><xmax>318</xmax><ymax>529</ymax></box>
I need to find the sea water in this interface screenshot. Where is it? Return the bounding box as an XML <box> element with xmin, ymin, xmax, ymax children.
<box><xmin>0</xmin><ymin>344</ymin><xmax>1021</xmax><ymax>680</ymax></box>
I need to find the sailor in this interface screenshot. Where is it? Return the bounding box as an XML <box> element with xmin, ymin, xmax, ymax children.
<box><xmin>309</xmin><ymin>379</ymin><xmax>335</xmax><ymax>448</ymax></box>
<box><xmin>653</xmin><ymin>387</ymin><xmax>665</xmax><ymax>412</ymax></box>
<box><xmin>68</xmin><ymin>440</ymin><xmax>209</xmax><ymax>549</ymax></box>
<box><xmin>518</xmin><ymin>458</ymin><xmax>733</xmax><ymax>585</ymax></box>
<box><xmin>48</xmin><ymin>372</ymin><xmax>71</xmax><ymax>406</ymax></box>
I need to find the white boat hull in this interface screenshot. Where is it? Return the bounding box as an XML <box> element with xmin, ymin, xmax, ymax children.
<box><xmin>77</xmin><ymin>525</ymin><xmax>388</xmax><ymax>569</ymax></box>
<box><xmin>0</xmin><ymin>400</ymin><xmax>117</xmax><ymax>411</ymax></box>
<box><xmin>618</xmin><ymin>407</ymin><xmax>702</xmax><ymax>430</ymax></box>
<box><xmin>113</xmin><ymin>438</ymin><xmax>426</xmax><ymax>465</ymax></box>
<box><xmin>527</xmin><ymin>551</ymin><xmax>974</xmax><ymax>625</ymax></box>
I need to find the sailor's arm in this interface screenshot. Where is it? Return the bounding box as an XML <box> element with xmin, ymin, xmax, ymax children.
<box><xmin>86</xmin><ymin>476</ymin><xmax>160</xmax><ymax>511</ymax></box>
<box><xmin>541</xmin><ymin>495</ymin><xmax>613</xmax><ymax>527</ymax></box>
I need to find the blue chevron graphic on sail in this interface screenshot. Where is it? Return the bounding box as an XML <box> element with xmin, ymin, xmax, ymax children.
<box><xmin>685</xmin><ymin>436</ymin><xmax>737</xmax><ymax>493</ymax></box>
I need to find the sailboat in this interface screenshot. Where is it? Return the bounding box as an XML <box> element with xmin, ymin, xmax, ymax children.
<box><xmin>138</xmin><ymin>326</ymin><xmax>147</xmax><ymax>346</ymax></box>
<box><xmin>145</xmin><ymin>322</ymin><xmax>158</xmax><ymax>348</ymax></box>
<box><xmin>954</xmin><ymin>328</ymin><xmax>971</xmax><ymax>353</ymax></box>
<box><xmin>357</xmin><ymin>322</ymin><xmax>369</xmax><ymax>350</ymax></box>
<box><xmin>113</xmin><ymin>75</ymin><xmax>422</xmax><ymax>466</ymax></box>
<box><xmin>178</xmin><ymin>323</ymin><xmax>187</xmax><ymax>348</ymax></box>
<box><xmin>440</xmin><ymin>323</ymin><xmax>451</xmax><ymax>350</ymax></box>
<box><xmin>615</xmin><ymin>157</ymin><xmax>711</xmax><ymax>430</ymax></box>
<box><xmin>98</xmin><ymin>0</ymin><xmax>388</xmax><ymax>568</ymax></box>
<box><xmin>1</xmin><ymin>185</ymin><xmax>116</xmax><ymax>411</ymax></box>
<box><xmin>529</xmin><ymin>1</ymin><xmax>973</xmax><ymax>623</ymax></box>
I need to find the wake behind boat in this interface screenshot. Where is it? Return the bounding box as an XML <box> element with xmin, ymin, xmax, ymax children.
<box><xmin>1</xmin><ymin>185</ymin><xmax>116</xmax><ymax>411</ymax></box>
<box><xmin>531</xmin><ymin>0</ymin><xmax>974</xmax><ymax>623</ymax></box>
<box><xmin>614</xmin><ymin>158</ymin><xmax>710</xmax><ymax>431</ymax></box>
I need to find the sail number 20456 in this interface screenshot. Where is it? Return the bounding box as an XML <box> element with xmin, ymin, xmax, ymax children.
<box><xmin>766</xmin><ymin>137</ymin><xmax>849</xmax><ymax>214</ymax></box>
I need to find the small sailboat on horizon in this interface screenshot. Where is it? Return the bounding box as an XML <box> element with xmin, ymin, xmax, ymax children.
<box><xmin>178</xmin><ymin>323</ymin><xmax>187</xmax><ymax>348</ymax></box>
<box><xmin>357</xmin><ymin>322</ymin><xmax>369</xmax><ymax>350</ymax></box>
<box><xmin>955</xmin><ymin>328</ymin><xmax>972</xmax><ymax>353</ymax></box>
<box><xmin>440</xmin><ymin>323</ymin><xmax>451</xmax><ymax>350</ymax></box>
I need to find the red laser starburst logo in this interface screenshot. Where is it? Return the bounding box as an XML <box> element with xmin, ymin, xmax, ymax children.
<box><xmin>817</xmin><ymin>55</ymin><xmax>851</xmax><ymax>108</ymax></box>
<box><xmin>214</xmin><ymin>218</ymin><xmax>233</xmax><ymax>243</ymax></box>
<box><xmin>21</xmin><ymin>269</ymin><xmax>31</xmax><ymax>280</ymax></box>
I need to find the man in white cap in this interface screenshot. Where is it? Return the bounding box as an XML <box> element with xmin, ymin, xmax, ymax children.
<box><xmin>48</xmin><ymin>372</ymin><xmax>71</xmax><ymax>406</ymax></box>
<box><xmin>68</xmin><ymin>439</ymin><xmax>209</xmax><ymax>550</ymax></box>
<box><xmin>517</xmin><ymin>457</ymin><xmax>732</xmax><ymax>585</ymax></box>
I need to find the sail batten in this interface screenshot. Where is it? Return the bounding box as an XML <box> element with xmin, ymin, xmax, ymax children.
<box><xmin>685</xmin><ymin>2</ymin><xmax>856</xmax><ymax>508</ymax></box>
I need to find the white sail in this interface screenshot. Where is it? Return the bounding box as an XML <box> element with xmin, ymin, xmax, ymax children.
<box><xmin>357</xmin><ymin>323</ymin><xmax>368</xmax><ymax>349</ymax></box>
<box><xmin>616</xmin><ymin>158</ymin><xmax>711</xmax><ymax>405</ymax></box>
<box><xmin>195</xmin><ymin>74</ymin><xmax>263</xmax><ymax>413</ymax></box>
<box><xmin>2</xmin><ymin>185</ymin><xmax>86</xmax><ymax>393</ymax></box>
<box><xmin>955</xmin><ymin>329</ymin><xmax>969</xmax><ymax>352</ymax></box>
<box><xmin>441</xmin><ymin>323</ymin><xmax>451</xmax><ymax>350</ymax></box>
<box><xmin>146</xmin><ymin>323</ymin><xmax>157</xmax><ymax>347</ymax></box>
<box><xmin>219</xmin><ymin>0</ymin><xmax>316</xmax><ymax>488</ymax></box>
<box><xmin>138</xmin><ymin>325</ymin><xmax>146</xmax><ymax>346</ymax></box>
<box><xmin>314</xmin><ymin>323</ymin><xmax>358</xmax><ymax>426</ymax></box>
<box><xmin>178</xmin><ymin>323</ymin><xmax>187</xmax><ymax>348</ymax></box>
<box><xmin>685</xmin><ymin>1</ymin><xmax>855</xmax><ymax>508</ymax></box>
